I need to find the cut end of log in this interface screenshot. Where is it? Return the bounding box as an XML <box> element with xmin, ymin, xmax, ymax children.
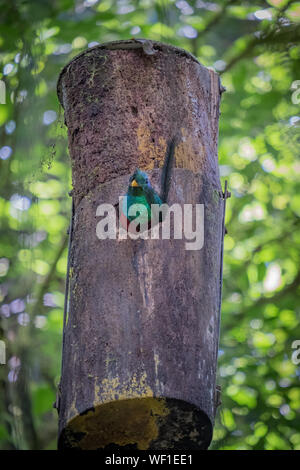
<box><xmin>58</xmin><ymin>397</ymin><xmax>212</xmax><ymax>450</ymax></box>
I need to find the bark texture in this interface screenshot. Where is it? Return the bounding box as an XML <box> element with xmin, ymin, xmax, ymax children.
<box><xmin>57</xmin><ymin>40</ymin><xmax>224</xmax><ymax>450</ymax></box>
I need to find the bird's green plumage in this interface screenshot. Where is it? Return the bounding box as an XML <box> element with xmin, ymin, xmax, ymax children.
<box><xmin>122</xmin><ymin>169</ymin><xmax>162</xmax><ymax>227</ymax></box>
<box><xmin>121</xmin><ymin>137</ymin><xmax>176</xmax><ymax>231</ymax></box>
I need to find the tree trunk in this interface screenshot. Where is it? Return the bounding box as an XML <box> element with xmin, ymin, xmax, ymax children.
<box><xmin>56</xmin><ymin>39</ymin><xmax>224</xmax><ymax>450</ymax></box>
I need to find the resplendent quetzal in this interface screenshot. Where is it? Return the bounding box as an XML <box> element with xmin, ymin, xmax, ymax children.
<box><xmin>120</xmin><ymin>138</ymin><xmax>176</xmax><ymax>232</ymax></box>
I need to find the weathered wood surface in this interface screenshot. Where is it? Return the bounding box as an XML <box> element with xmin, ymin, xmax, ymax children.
<box><xmin>57</xmin><ymin>40</ymin><xmax>224</xmax><ymax>450</ymax></box>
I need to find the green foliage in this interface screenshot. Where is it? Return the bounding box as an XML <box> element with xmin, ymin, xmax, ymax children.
<box><xmin>0</xmin><ymin>0</ymin><xmax>299</xmax><ymax>450</ymax></box>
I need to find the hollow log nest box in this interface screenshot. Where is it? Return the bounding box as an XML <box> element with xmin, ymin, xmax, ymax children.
<box><xmin>56</xmin><ymin>39</ymin><xmax>227</xmax><ymax>450</ymax></box>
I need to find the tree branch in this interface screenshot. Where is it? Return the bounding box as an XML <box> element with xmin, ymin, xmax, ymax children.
<box><xmin>220</xmin><ymin>1</ymin><xmax>299</xmax><ymax>74</ymax></box>
<box><xmin>197</xmin><ymin>0</ymin><xmax>239</xmax><ymax>38</ymax></box>
<box><xmin>13</xmin><ymin>232</ymin><xmax>68</xmax><ymax>448</ymax></box>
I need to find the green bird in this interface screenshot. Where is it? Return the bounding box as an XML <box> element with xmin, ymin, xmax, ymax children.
<box><xmin>120</xmin><ymin>138</ymin><xmax>176</xmax><ymax>232</ymax></box>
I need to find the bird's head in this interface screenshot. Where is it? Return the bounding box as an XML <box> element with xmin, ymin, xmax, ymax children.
<box><xmin>128</xmin><ymin>169</ymin><xmax>150</xmax><ymax>192</ymax></box>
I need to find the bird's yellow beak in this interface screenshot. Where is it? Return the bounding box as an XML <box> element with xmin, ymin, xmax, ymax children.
<box><xmin>130</xmin><ymin>179</ymin><xmax>139</xmax><ymax>187</ymax></box>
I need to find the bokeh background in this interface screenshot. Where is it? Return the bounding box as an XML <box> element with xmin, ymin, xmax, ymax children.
<box><xmin>0</xmin><ymin>0</ymin><xmax>299</xmax><ymax>450</ymax></box>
